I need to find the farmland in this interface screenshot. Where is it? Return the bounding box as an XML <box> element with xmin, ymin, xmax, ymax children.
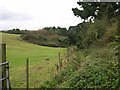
<box><xmin>1</xmin><ymin>33</ymin><xmax>67</xmax><ymax>88</ymax></box>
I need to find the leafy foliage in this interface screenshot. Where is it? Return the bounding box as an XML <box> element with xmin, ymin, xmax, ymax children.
<box><xmin>72</xmin><ymin>2</ymin><xmax>120</xmax><ymax>21</ymax></box>
<box><xmin>41</xmin><ymin>46</ymin><xmax>119</xmax><ymax>88</ymax></box>
<box><xmin>21</xmin><ymin>27</ymin><xmax>68</xmax><ymax>47</ymax></box>
<box><xmin>40</xmin><ymin>6</ymin><xmax>119</xmax><ymax>88</ymax></box>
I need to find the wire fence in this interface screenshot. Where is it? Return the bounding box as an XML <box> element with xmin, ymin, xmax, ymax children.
<box><xmin>0</xmin><ymin>61</ymin><xmax>11</xmax><ymax>89</ymax></box>
<box><xmin>0</xmin><ymin>44</ymin><xmax>11</xmax><ymax>90</ymax></box>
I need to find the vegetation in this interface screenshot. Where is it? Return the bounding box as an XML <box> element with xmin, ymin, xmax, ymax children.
<box><xmin>39</xmin><ymin>16</ymin><xmax>119</xmax><ymax>88</ymax></box>
<box><xmin>21</xmin><ymin>28</ymin><xmax>68</xmax><ymax>47</ymax></box>
<box><xmin>2</xmin><ymin>27</ymin><xmax>68</xmax><ymax>47</ymax></box>
<box><xmin>72</xmin><ymin>2</ymin><xmax>120</xmax><ymax>21</ymax></box>
<box><xmin>2</xmin><ymin>28</ymin><xmax>28</xmax><ymax>34</ymax></box>
<box><xmin>39</xmin><ymin>2</ymin><xmax>119</xmax><ymax>88</ymax></box>
<box><xmin>41</xmin><ymin>46</ymin><xmax>118</xmax><ymax>88</ymax></box>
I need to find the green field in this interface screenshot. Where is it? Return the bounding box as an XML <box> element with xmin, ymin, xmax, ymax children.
<box><xmin>1</xmin><ymin>33</ymin><xmax>67</xmax><ymax>88</ymax></box>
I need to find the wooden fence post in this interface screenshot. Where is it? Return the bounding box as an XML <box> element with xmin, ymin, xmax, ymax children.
<box><xmin>58</xmin><ymin>53</ymin><xmax>63</xmax><ymax>72</ymax></box>
<box><xmin>55</xmin><ymin>64</ymin><xmax>59</xmax><ymax>72</ymax></box>
<box><xmin>67</xmin><ymin>47</ymin><xmax>70</xmax><ymax>63</ymax></box>
<box><xmin>58</xmin><ymin>53</ymin><xmax>61</xmax><ymax>71</ymax></box>
<box><xmin>26</xmin><ymin>58</ymin><xmax>29</xmax><ymax>90</ymax></box>
<box><xmin>2</xmin><ymin>43</ymin><xmax>7</xmax><ymax>89</ymax></box>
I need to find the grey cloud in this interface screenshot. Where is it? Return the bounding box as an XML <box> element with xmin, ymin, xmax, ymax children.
<box><xmin>0</xmin><ymin>9</ymin><xmax>32</xmax><ymax>21</ymax></box>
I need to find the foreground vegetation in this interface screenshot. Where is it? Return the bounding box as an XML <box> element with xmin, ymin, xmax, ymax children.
<box><xmin>1</xmin><ymin>33</ymin><xmax>66</xmax><ymax>88</ymax></box>
<box><xmin>41</xmin><ymin>46</ymin><xmax>119</xmax><ymax>88</ymax></box>
<box><xmin>40</xmin><ymin>16</ymin><xmax>119</xmax><ymax>88</ymax></box>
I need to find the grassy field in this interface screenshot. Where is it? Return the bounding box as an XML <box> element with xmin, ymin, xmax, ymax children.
<box><xmin>1</xmin><ymin>33</ymin><xmax>67</xmax><ymax>88</ymax></box>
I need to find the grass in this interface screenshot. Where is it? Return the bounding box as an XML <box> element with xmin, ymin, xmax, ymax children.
<box><xmin>1</xmin><ymin>32</ymin><xmax>67</xmax><ymax>88</ymax></box>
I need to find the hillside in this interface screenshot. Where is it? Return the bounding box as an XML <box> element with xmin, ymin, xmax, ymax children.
<box><xmin>1</xmin><ymin>33</ymin><xmax>67</xmax><ymax>88</ymax></box>
<box><xmin>40</xmin><ymin>18</ymin><xmax>119</xmax><ymax>88</ymax></box>
<box><xmin>41</xmin><ymin>46</ymin><xmax>119</xmax><ymax>88</ymax></box>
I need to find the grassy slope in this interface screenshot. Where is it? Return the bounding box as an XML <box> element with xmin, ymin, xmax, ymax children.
<box><xmin>1</xmin><ymin>33</ymin><xmax>67</xmax><ymax>88</ymax></box>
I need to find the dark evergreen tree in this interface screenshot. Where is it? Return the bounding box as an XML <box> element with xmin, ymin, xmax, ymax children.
<box><xmin>72</xmin><ymin>2</ymin><xmax>120</xmax><ymax>21</ymax></box>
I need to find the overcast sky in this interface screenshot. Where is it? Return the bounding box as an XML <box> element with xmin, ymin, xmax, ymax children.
<box><xmin>0</xmin><ymin>0</ymin><xmax>83</xmax><ymax>30</ymax></box>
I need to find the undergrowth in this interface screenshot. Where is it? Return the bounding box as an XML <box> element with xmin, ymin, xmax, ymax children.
<box><xmin>40</xmin><ymin>45</ymin><xmax>119</xmax><ymax>88</ymax></box>
<box><xmin>40</xmin><ymin>18</ymin><xmax>119</xmax><ymax>89</ymax></box>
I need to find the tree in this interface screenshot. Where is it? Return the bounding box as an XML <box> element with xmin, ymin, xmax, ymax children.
<box><xmin>72</xmin><ymin>2</ymin><xmax>120</xmax><ymax>21</ymax></box>
<box><xmin>43</xmin><ymin>26</ymin><xmax>67</xmax><ymax>36</ymax></box>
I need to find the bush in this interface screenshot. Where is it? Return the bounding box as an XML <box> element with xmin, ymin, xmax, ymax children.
<box><xmin>21</xmin><ymin>30</ymin><xmax>67</xmax><ymax>47</ymax></box>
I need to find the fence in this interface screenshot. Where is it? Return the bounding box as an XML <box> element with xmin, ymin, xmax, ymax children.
<box><xmin>0</xmin><ymin>44</ymin><xmax>73</xmax><ymax>88</ymax></box>
<box><xmin>0</xmin><ymin>62</ymin><xmax>10</xmax><ymax>89</ymax></box>
<box><xmin>0</xmin><ymin>44</ymin><xmax>11</xmax><ymax>90</ymax></box>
